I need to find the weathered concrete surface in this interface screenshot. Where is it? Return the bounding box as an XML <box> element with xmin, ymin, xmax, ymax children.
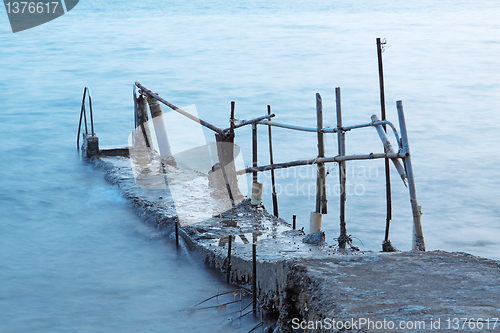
<box><xmin>90</xmin><ymin>155</ymin><xmax>500</xmax><ymax>333</ymax></box>
<box><xmin>284</xmin><ymin>251</ymin><xmax>500</xmax><ymax>332</ymax></box>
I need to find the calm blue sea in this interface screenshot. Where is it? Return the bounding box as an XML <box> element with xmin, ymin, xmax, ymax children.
<box><xmin>1</xmin><ymin>0</ymin><xmax>500</xmax><ymax>331</ymax></box>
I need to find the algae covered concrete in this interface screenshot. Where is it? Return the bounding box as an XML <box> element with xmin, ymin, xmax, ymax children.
<box><xmin>91</xmin><ymin>155</ymin><xmax>500</xmax><ymax>332</ymax></box>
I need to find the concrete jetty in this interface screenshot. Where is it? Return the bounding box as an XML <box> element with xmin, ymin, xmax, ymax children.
<box><xmin>88</xmin><ymin>154</ymin><xmax>500</xmax><ymax>333</ymax></box>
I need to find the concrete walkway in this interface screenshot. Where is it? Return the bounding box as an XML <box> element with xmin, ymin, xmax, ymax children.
<box><xmin>92</xmin><ymin>155</ymin><xmax>500</xmax><ymax>333</ymax></box>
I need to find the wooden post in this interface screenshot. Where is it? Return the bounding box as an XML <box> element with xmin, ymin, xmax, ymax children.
<box><xmin>396</xmin><ymin>101</ymin><xmax>425</xmax><ymax>251</ymax></box>
<box><xmin>147</xmin><ymin>97</ymin><xmax>173</xmax><ymax>158</ymax></box>
<box><xmin>230</xmin><ymin>101</ymin><xmax>235</xmax><ymax>132</ymax></box>
<box><xmin>336</xmin><ymin>88</ymin><xmax>347</xmax><ymax>249</ymax></box>
<box><xmin>226</xmin><ymin>235</ymin><xmax>232</xmax><ymax>283</ymax></box>
<box><xmin>316</xmin><ymin>93</ymin><xmax>327</xmax><ymax>214</ymax></box>
<box><xmin>213</xmin><ymin>100</ymin><xmax>241</xmax><ymax>204</ymax></box>
<box><xmin>377</xmin><ymin>38</ymin><xmax>393</xmax><ymax>248</ymax></box>
<box><xmin>252</xmin><ymin>123</ymin><xmax>258</xmax><ymax>183</ymax></box>
<box><xmin>215</xmin><ymin>132</ymin><xmax>237</xmax><ymax>203</ymax></box>
<box><xmin>175</xmin><ymin>221</ymin><xmax>179</xmax><ymax>249</ymax></box>
<box><xmin>292</xmin><ymin>215</ymin><xmax>296</xmax><ymax>230</ymax></box>
<box><xmin>267</xmin><ymin>105</ymin><xmax>279</xmax><ymax>217</ymax></box>
<box><xmin>136</xmin><ymin>94</ymin><xmax>152</xmax><ymax>148</ymax></box>
<box><xmin>252</xmin><ymin>242</ymin><xmax>257</xmax><ymax>314</ymax></box>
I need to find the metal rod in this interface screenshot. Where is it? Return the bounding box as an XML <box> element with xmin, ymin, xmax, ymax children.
<box><xmin>343</xmin><ymin>120</ymin><xmax>401</xmax><ymax>144</ymax></box>
<box><xmin>252</xmin><ymin>242</ymin><xmax>257</xmax><ymax>314</ymax></box>
<box><xmin>397</xmin><ymin>101</ymin><xmax>425</xmax><ymax>251</ymax></box>
<box><xmin>88</xmin><ymin>88</ymin><xmax>94</xmax><ymax>136</ymax></box>
<box><xmin>77</xmin><ymin>102</ymin><xmax>84</xmax><ymax>149</ymax></box>
<box><xmin>193</xmin><ymin>289</ymin><xmax>243</xmax><ymax>307</ymax></box>
<box><xmin>135</xmin><ymin>82</ymin><xmax>226</xmax><ymax>136</ymax></box>
<box><xmin>377</xmin><ymin>38</ymin><xmax>393</xmax><ymax>245</ymax></box>
<box><xmin>239</xmin><ymin>152</ymin><xmax>405</xmax><ymax>174</ymax></box>
<box><xmin>316</xmin><ymin>93</ymin><xmax>327</xmax><ymax>214</ymax></box>
<box><xmin>77</xmin><ymin>87</ymin><xmax>92</xmax><ymax>149</ymax></box>
<box><xmin>133</xmin><ymin>84</ymin><xmax>138</xmax><ymax>129</ymax></box>
<box><xmin>267</xmin><ymin>105</ymin><xmax>279</xmax><ymax>217</ymax></box>
<box><xmin>336</xmin><ymin>87</ymin><xmax>347</xmax><ymax>249</ymax></box>
<box><xmin>82</xmin><ymin>89</ymin><xmax>88</xmax><ymax>134</ymax></box>
<box><xmin>175</xmin><ymin>221</ymin><xmax>179</xmax><ymax>248</ymax></box>
<box><xmin>377</xmin><ymin>38</ymin><xmax>387</xmax><ymax>125</ymax></box>
<box><xmin>292</xmin><ymin>215</ymin><xmax>296</xmax><ymax>230</ymax></box>
<box><xmin>258</xmin><ymin>119</ymin><xmax>324</xmax><ymax>133</ymax></box>
<box><xmin>252</xmin><ymin>123</ymin><xmax>258</xmax><ymax>183</ymax></box>
<box><xmin>226</xmin><ymin>235</ymin><xmax>232</xmax><ymax>283</ymax></box>
<box><xmin>191</xmin><ymin>299</ymin><xmax>242</xmax><ymax>311</ymax></box>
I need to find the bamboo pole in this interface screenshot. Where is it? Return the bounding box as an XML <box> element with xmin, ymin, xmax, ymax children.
<box><xmin>267</xmin><ymin>105</ymin><xmax>279</xmax><ymax>217</ymax></box>
<box><xmin>239</xmin><ymin>152</ymin><xmax>405</xmax><ymax>174</ymax></box>
<box><xmin>370</xmin><ymin>115</ymin><xmax>407</xmax><ymax>184</ymax></box>
<box><xmin>316</xmin><ymin>93</ymin><xmax>327</xmax><ymax>214</ymax></box>
<box><xmin>336</xmin><ymin>87</ymin><xmax>347</xmax><ymax>249</ymax></box>
<box><xmin>396</xmin><ymin>101</ymin><xmax>425</xmax><ymax>251</ymax></box>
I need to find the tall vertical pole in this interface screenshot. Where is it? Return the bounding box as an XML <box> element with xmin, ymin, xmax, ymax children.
<box><xmin>252</xmin><ymin>242</ymin><xmax>257</xmax><ymax>314</ymax></box>
<box><xmin>230</xmin><ymin>101</ymin><xmax>235</xmax><ymax>132</ymax></box>
<box><xmin>267</xmin><ymin>105</ymin><xmax>279</xmax><ymax>217</ymax></box>
<box><xmin>316</xmin><ymin>93</ymin><xmax>327</xmax><ymax>214</ymax></box>
<box><xmin>226</xmin><ymin>235</ymin><xmax>232</xmax><ymax>283</ymax></box>
<box><xmin>377</xmin><ymin>38</ymin><xmax>393</xmax><ymax>249</ymax></box>
<box><xmin>396</xmin><ymin>101</ymin><xmax>425</xmax><ymax>251</ymax></box>
<box><xmin>336</xmin><ymin>88</ymin><xmax>347</xmax><ymax>248</ymax></box>
<box><xmin>252</xmin><ymin>124</ymin><xmax>258</xmax><ymax>184</ymax></box>
<box><xmin>175</xmin><ymin>221</ymin><xmax>179</xmax><ymax>249</ymax></box>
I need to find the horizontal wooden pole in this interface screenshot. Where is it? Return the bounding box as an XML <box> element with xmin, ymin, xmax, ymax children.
<box><xmin>238</xmin><ymin>152</ymin><xmax>406</xmax><ymax>174</ymax></box>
